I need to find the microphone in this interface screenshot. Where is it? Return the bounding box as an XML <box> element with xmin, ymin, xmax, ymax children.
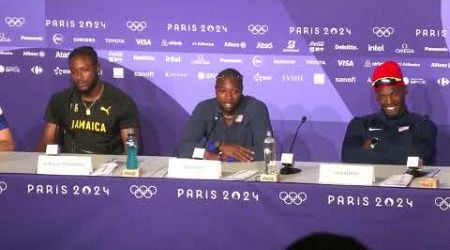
<box><xmin>203</xmin><ymin>110</ymin><xmax>222</xmax><ymax>148</ymax></box>
<box><xmin>280</xmin><ymin>116</ymin><xmax>307</xmax><ymax>175</ymax></box>
<box><xmin>192</xmin><ymin>110</ymin><xmax>222</xmax><ymax>159</ymax></box>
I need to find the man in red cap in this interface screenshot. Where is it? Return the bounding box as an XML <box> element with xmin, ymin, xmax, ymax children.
<box><xmin>341</xmin><ymin>61</ymin><xmax>437</xmax><ymax>165</ymax></box>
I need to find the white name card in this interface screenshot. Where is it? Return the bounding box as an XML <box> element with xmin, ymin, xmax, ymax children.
<box><xmin>167</xmin><ymin>158</ymin><xmax>222</xmax><ymax>180</ymax></box>
<box><xmin>319</xmin><ymin>163</ymin><xmax>374</xmax><ymax>186</ymax></box>
<box><xmin>192</xmin><ymin>147</ymin><xmax>206</xmax><ymax>159</ymax></box>
<box><xmin>37</xmin><ymin>155</ymin><xmax>93</xmax><ymax>176</ymax></box>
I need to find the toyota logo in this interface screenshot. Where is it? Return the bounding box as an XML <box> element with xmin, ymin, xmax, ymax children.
<box><xmin>248</xmin><ymin>24</ymin><xmax>269</xmax><ymax>35</ymax></box>
<box><xmin>126</xmin><ymin>21</ymin><xmax>147</xmax><ymax>32</ymax></box>
<box><xmin>4</xmin><ymin>17</ymin><xmax>25</xmax><ymax>28</ymax></box>
<box><xmin>0</xmin><ymin>181</ymin><xmax>7</xmax><ymax>194</ymax></box>
<box><xmin>279</xmin><ymin>191</ymin><xmax>307</xmax><ymax>205</ymax></box>
<box><xmin>372</xmin><ymin>26</ymin><xmax>394</xmax><ymax>38</ymax></box>
<box><xmin>129</xmin><ymin>185</ymin><xmax>157</xmax><ymax>199</ymax></box>
<box><xmin>435</xmin><ymin>197</ymin><xmax>450</xmax><ymax>211</ymax></box>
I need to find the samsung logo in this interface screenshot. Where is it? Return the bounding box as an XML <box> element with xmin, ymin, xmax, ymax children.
<box><xmin>73</xmin><ymin>37</ymin><xmax>96</xmax><ymax>43</ymax></box>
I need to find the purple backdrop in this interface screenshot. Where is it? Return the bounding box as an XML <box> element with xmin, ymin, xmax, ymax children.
<box><xmin>0</xmin><ymin>0</ymin><xmax>449</xmax><ymax>164</ymax></box>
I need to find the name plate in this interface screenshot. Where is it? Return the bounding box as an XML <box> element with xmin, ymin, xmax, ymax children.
<box><xmin>37</xmin><ymin>155</ymin><xmax>93</xmax><ymax>176</ymax></box>
<box><xmin>319</xmin><ymin>163</ymin><xmax>374</xmax><ymax>186</ymax></box>
<box><xmin>167</xmin><ymin>158</ymin><xmax>222</xmax><ymax>180</ymax></box>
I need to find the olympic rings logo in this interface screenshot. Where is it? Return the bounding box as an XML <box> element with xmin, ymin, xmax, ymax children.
<box><xmin>435</xmin><ymin>197</ymin><xmax>450</xmax><ymax>211</ymax></box>
<box><xmin>126</xmin><ymin>21</ymin><xmax>147</xmax><ymax>32</ymax></box>
<box><xmin>279</xmin><ymin>191</ymin><xmax>307</xmax><ymax>205</ymax></box>
<box><xmin>0</xmin><ymin>181</ymin><xmax>7</xmax><ymax>194</ymax></box>
<box><xmin>4</xmin><ymin>17</ymin><xmax>25</xmax><ymax>28</ymax></box>
<box><xmin>372</xmin><ymin>26</ymin><xmax>394</xmax><ymax>38</ymax></box>
<box><xmin>129</xmin><ymin>185</ymin><xmax>157</xmax><ymax>199</ymax></box>
<box><xmin>248</xmin><ymin>24</ymin><xmax>269</xmax><ymax>35</ymax></box>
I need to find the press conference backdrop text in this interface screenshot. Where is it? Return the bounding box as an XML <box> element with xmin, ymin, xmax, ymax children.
<box><xmin>0</xmin><ymin>0</ymin><xmax>449</xmax><ymax>164</ymax></box>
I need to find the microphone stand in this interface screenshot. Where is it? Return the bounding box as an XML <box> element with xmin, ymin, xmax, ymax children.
<box><xmin>280</xmin><ymin>116</ymin><xmax>307</xmax><ymax>175</ymax></box>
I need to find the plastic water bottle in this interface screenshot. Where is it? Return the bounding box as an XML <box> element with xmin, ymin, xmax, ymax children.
<box><xmin>263</xmin><ymin>130</ymin><xmax>277</xmax><ymax>174</ymax></box>
<box><xmin>126</xmin><ymin>128</ymin><xmax>138</xmax><ymax>169</ymax></box>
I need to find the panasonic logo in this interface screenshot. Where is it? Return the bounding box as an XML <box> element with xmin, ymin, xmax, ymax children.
<box><xmin>431</xmin><ymin>63</ymin><xmax>450</xmax><ymax>68</ymax></box>
<box><xmin>20</xmin><ymin>35</ymin><xmax>44</xmax><ymax>41</ymax></box>
<box><xmin>424</xmin><ymin>47</ymin><xmax>449</xmax><ymax>52</ymax></box>
<box><xmin>219</xmin><ymin>58</ymin><xmax>242</xmax><ymax>64</ymax></box>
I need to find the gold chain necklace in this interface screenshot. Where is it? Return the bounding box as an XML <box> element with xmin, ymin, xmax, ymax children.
<box><xmin>81</xmin><ymin>84</ymin><xmax>104</xmax><ymax>116</ymax></box>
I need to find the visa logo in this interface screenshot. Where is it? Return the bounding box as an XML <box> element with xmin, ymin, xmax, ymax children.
<box><xmin>337</xmin><ymin>60</ymin><xmax>354</xmax><ymax>67</ymax></box>
<box><xmin>136</xmin><ymin>39</ymin><xmax>152</xmax><ymax>46</ymax></box>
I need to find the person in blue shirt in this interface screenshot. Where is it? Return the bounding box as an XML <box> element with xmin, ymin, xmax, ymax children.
<box><xmin>341</xmin><ymin>61</ymin><xmax>437</xmax><ymax>165</ymax></box>
<box><xmin>0</xmin><ymin>106</ymin><xmax>15</xmax><ymax>151</ymax></box>
<box><xmin>177</xmin><ymin>68</ymin><xmax>272</xmax><ymax>162</ymax></box>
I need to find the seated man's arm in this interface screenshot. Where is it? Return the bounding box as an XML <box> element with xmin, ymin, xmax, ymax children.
<box><xmin>249</xmin><ymin>101</ymin><xmax>272</xmax><ymax>161</ymax></box>
<box><xmin>341</xmin><ymin>118</ymin><xmax>393</xmax><ymax>164</ymax></box>
<box><xmin>177</xmin><ymin>103</ymin><xmax>209</xmax><ymax>158</ymax></box>
<box><xmin>0</xmin><ymin>128</ymin><xmax>15</xmax><ymax>151</ymax></box>
<box><xmin>35</xmin><ymin>123</ymin><xmax>57</xmax><ymax>152</ymax></box>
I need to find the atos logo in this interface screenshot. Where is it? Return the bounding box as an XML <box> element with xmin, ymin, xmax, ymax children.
<box><xmin>437</xmin><ymin>77</ymin><xmax>450</xmax><ymax>87</ymax></box>
<box><xmin>52</xmin><ymin>33</ymin><xmax>64</xmax><ymax>45</ymax></box>
<box><xmin>256</xmin><ymin>42</ymin><xmax>273</xmax><ymax>49</ymax></box>
<box><xmin>372</xmin><ymin>26</ymin><xmax>394</xmax><ymax>38</ymax></box>
<box><xmin>248</xmin><ymin>24</ymin><xmax>269</xmax><ymax>35</ymax></box>
<box><xmin>4</xmin><ymin>17</ymin><xmax>25</xmax><ymax>27</ymax></box>
<box><xmin>31</xmin><ymin>65</ymin><xmax>43</xmax><ymax>75</ymax></box>
<box><xmin>126</xmin><ymin>21</ymin><xmax>147</xmax><ymax>32</ymax></box>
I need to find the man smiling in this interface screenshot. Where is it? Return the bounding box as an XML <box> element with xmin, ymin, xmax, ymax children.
<box><xmin>341</xmin><ymin>61</ymin><xmax>437</xmax><ymax>165</ymax></box>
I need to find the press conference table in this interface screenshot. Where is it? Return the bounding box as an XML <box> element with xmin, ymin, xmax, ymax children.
<box><xmin>1</xmin><ymin>151</ymin><xmax>449</xmax><ymax>250</ymax></box>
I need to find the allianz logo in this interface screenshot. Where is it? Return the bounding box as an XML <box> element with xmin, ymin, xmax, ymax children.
<box><xmin>136</xmin><ymin>38</ymin><xmax>151</xmax><ymax>46</ymax></box>
<box><xmin>335</xmin><ymin>77</ymin><xmax>356</xmax><ymax>83</ymax></box>
<box><xmin>256</xmin><ymin>42</ymin><xmax>273</xmax><ymax>49</ymax></box>
<box><xmin>368</xmin><ymin>44</ymin><xmax>384</xmax><ymax>52</ymax></box>
<box><xmin>431</xmin><ymin>62</ymin><xmax>450</xmax><ymax>68</ymax></box>
<box><xmin>23</xmin><ymin>50</ymin><xmax>45</xmax><ymax>58</ymax></box>
<box><xmin>165</xmin><ymin>55</ymin><xmax>182</xmax><ymax>63</ymax></box>
<box><xmin>337</xmin><ymin>59</ymin><xmax>354</xmax><ymax>67</ymax></box>
<box><xmin>224</xmin><ymin>41</ymin><xmax>246</xmax><ymax>48</ymax></box>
